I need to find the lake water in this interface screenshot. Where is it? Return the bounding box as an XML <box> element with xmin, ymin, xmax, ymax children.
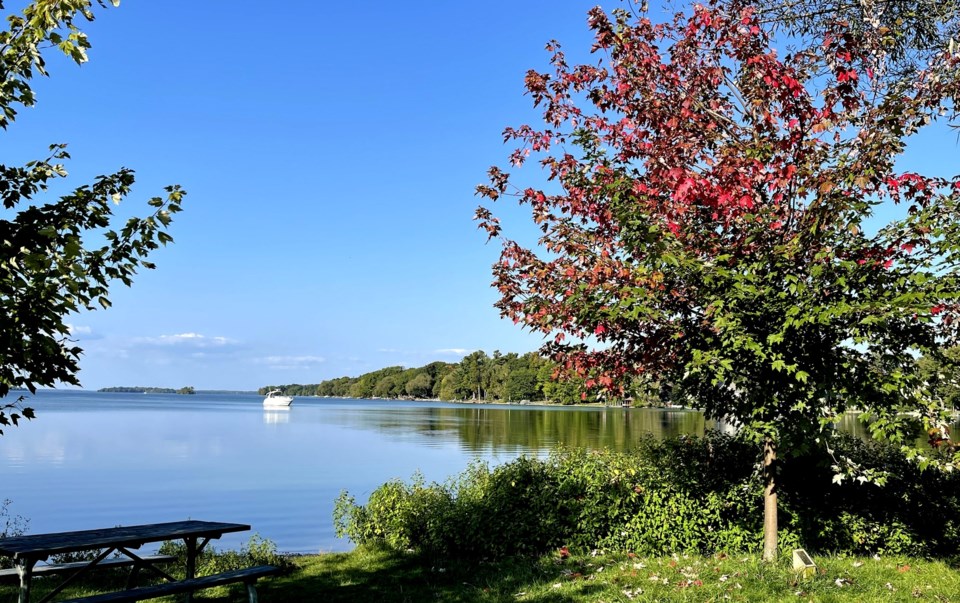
<box><xmin>1</xmin><ymin>391</ymin><xmax>715</xmax><ymax>554</ymax></box>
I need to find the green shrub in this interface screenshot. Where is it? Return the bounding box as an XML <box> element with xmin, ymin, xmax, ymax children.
<box><xmin>334</xmin><ymin>433</ymin><xmax>768</xmax><ymax>560</ymax></box>
<box><xmin>452</xmin><ymin>456</ymin><xmax>565</xmax><ymax>558</ymax></box>
<box><xmin>548</xmin><ymin>444</ymin><xmax>768</xmax><ymax>555</ymax></box>
<box><xmin>336</xmin><ymin>459</ymin><xmax>568</xmax><ymax>559</ymax></box>
<box><xmin>777</xmin><ymin>433</ymin><xmax>960</xmax><ymax>557</ymax></box>
<box><xmin>158</xmin><ymin>534</ymin><xmax>295</xmax><ymax>574</ymax></box>
<box><xmin>333</xmin><ymin>432</ymin><xmax>960</xmax><ymax>561</ymax></box>
<box><xmin>0</xmin><ymin>499</ymin><xmax>27</xmax><ymax>569</ymax></box>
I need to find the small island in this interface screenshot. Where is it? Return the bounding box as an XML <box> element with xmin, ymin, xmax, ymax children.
<box><xmin>98</xmin><ymin>386</ymin><xmax>196</xmax><ymax>395</ymax></box>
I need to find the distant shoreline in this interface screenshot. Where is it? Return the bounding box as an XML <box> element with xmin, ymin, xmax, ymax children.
<box><xmin>311</xmin><ymin>395</ymin><xmax>630</xmax><ymax>409</ymax></box>
<box><xmin>96</xmin><ymin>387</ymin><xmax>255</xmax><ymax>395</ymax></box>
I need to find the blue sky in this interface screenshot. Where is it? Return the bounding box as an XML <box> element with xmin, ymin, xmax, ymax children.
<box><xmin>4</xmin><ymin>0</ymin><xmax>611</xmax><ymax>390</ymax></box>
<box><xmin>7</xmin><ymin>1</ymin><xmax>958</xmax><ymax>391</ymax></box>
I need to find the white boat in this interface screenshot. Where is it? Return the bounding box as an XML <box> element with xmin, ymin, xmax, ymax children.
<box><xmin>263</xmin><ymin>390</ymin><xmax>294</xmax><ymax>408</ymax></box>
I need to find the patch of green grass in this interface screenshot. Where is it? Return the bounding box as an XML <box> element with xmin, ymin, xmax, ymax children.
<box><xmin>264</xmin><ymin>548</ymin><xmax>960</xmax><ymax>603</ymax></box>
<box><xmin>3</xmin><ymin>547</ymin><xmax>958</xmax><ymax>602</ymax></box>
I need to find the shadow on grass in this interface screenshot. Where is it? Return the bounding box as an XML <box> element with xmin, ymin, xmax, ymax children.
<box><xmin>0</xmin><ymin>548</ymin><xmax>609</xmax><ymax>602</ymax></box>
<box><xmin>252</xmin><ymin>546</ymin><xmax>604</xmax><ymax>603</ymax></box>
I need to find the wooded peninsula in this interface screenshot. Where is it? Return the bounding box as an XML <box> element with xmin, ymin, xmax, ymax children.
<box><xmin>98</xmin><ymin>386</ymin><xmax>196</xmax><ymax>395</ymax></box>
<box><xmin>259</xmin><ymin>351</ymin><xmax>588</xmax><ymax>404</ymax></box>
<box><xmin>261</xmin><ymin>347</ymin><xmax>960</xmax><ymax>408</ymax></box>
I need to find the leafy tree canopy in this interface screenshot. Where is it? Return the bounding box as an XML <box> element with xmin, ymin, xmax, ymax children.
<box><xmin>917</xmin><ymin>346</ymin><xmax>960</xmax><ymax>410</ymax></box>
<box><xmin>746</xmin><ymin>0</ymin><xmax>960</xmax><ymax>80</ymax></box>
<box><xmin>264</xmin><ymin>351</ymin><xmax>593</xmax><ymax>404</ymax></box>
<box><xmin>477</xmin><ymin>0</ymin><xmax>960</xmax><ymax>558</ymax></box>
<box><xmin>0</xmin><ymin>0</ymin><xmax>184</xmax><ymax>432</ymax></box>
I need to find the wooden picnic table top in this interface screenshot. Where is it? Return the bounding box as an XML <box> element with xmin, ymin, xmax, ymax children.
<box><xmin>0</xmin><ymin>520</ymin><xmax>250</xmax><ymax>560</ymax></box>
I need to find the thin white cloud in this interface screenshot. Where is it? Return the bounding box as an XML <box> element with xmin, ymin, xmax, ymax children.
<box><xmin>65</xmin><ymin>323</ymin><xmax>104</xmax><ymax>341</ymax></box>
<box><xmin>136</xmin><ymin>333</ymin><xmax>237</xmax><ymax>348</ymax></box>
<box><xmin>66</xmin><ymin>324</ymin><xmax>93</xmax><ymax>336</ymax></box>
<box><xmin>256</xmin><ymin>355</ymin><xmax>326</xmax><ymax>370</ymax></box>
<box><xmin>434</xmin><ymin>348</ymin><xmax>473</xmax><ymax>356</ymax></box>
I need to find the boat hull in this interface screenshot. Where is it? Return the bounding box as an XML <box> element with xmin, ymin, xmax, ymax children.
<box><xmin>263</xmin><ymin>391</ymin><xmax>294</xmax><ymax>408</ymax></box>
<box><xmin>263</xmin><ymin>399</ymin><xmax>293</xmax><ymax>408</ymax></box>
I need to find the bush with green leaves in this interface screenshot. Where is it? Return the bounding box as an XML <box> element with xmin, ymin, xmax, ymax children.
<box><xmin>158</xmin><ymin>534</ymin><xmax>294</xmax><ymax>575</ymax></box>
<box><xmin>777</xmin><ymin>434</ymin><xmax>960</xmax><ymax>556</ymax></box>
<box><xmin>0</xmin><ymin>499</ymin><xmax>28</xmax><ymax>569</ymax></box>
<box><xmin>334</xmin><ymin>432</ymin><xmax>960</xmax><ymax>561</ymax></box>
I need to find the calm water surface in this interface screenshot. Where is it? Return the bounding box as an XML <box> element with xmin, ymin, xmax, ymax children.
<box><xmin>2</xmin><ymin>391</ymin><xmax>714</xmax><ymax>553</ymax></box>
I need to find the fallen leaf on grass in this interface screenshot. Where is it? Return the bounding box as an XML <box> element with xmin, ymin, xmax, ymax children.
<box><xmin>898</xmin><ymin>564</ymin><xmax>911</xmax><ymax>573</ymax></box>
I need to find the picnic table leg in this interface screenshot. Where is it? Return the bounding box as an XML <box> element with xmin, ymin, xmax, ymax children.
<box><xmin>246</xmin><ymin>581</ymin><xmax>259</xmax><ymax>603</ymax></box>
<box><xmin>16</xmin><ymin>559</ymin><xmax>35</xmax><ymax>603</ymax></box>
<box><xmin>124</xmin><ymin>562</ymin><xmax>142</xmax><ymax>590</ymax></box>
<box><xmin>184</xmin><ymin>537</ymin><xmax>196</xmax><ymax>603</ymax></box>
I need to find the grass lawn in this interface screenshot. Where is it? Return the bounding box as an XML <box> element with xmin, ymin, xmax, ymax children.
<box><xmin>4</xmin><ymin>547</ymin><xmax>959</xmax><ymax>602</ymax></box>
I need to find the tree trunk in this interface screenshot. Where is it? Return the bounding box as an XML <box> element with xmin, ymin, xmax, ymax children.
<box><xmin>762</xmin><ymin>436</ymin><xmax>778</xmax><ymax>562</ymax></box>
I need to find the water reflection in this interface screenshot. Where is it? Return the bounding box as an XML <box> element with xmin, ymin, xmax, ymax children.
<box><xmin>300</xmin><ymin>402</ymin><xmax>716</xmax><ymax>454</ymax></box>
<box><xmin>833</xmin><ymin>411</ymin><xmax>957</xmax><ymax>448</ymax></box>
<box><xmin>452</xmin><ymin>406</ymin><xmax>711</xmax><ymax>452</ymax></box>
<box><xmin>263</xmin><ymin>410</ymin><xmax>290</xmax><ymax>424</ymax></box>
<box><xmin>9</xmin><ymin>392</ymin><xmax>957</xmax><ymax>554</ymax></box>
<box><xmin>297</xmin><ymin>401</ymin><xmax>959</xmax><ymax>454</ymax></box>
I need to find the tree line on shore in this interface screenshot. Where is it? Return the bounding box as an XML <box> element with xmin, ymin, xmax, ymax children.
<box><xmin>98</xmin><ymin>386</ymin><xmax>196</xmax><ymax>395</ymax></box>
<box><xmin>261</xmin><ymin>348</ymin><xmax>960</xmax><ymax>408</ymax></box>
<box><xmin>259</xmin><ymin>351</ymin><xmax>594</xmax><ymax>404</ymax></box>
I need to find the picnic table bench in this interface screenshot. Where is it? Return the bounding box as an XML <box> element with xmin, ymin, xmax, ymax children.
<box><xmin>0</xmin><ymin>555</ymin><xmax>177</xmax><ymax>581</ymax></box>
<box><xmin>0</xmin><ymin>520</ymin><xmax>279</xmax><ymax>603</ymax></box>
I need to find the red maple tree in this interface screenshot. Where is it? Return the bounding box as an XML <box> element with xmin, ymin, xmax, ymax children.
<box><xmin>477</xmin><ymin>1</ymin><xmax>960</xmax><ymax>560</ymax></box>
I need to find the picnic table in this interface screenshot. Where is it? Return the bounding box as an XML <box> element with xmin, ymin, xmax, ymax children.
<box><xmin>0</xmin><ymin>519</ymin><xmax>278</xmax><ymax>603</ymax></box>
